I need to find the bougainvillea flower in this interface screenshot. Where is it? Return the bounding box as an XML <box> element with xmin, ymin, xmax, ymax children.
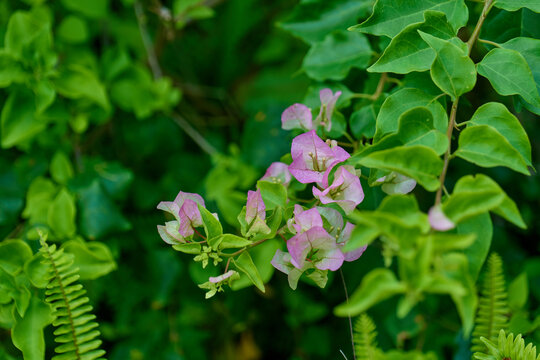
<box><xmin>289</xmin><ymin>130</ymin><xmax>349</xmax><ymax>185</ymax></box>
<box><xmin>271</xmin><ymin>249</ymin><xmax>307</xmax><ymax>290</ymax></box>
<box><xmin>287</xmin><ymin>205</ymin><xmax>323</xmax><ymax>234</ymax></box>
<box><xmin>317</xmin><ymin>206</ymin><xmax>344</xmax><ymax>237</ymax></box>
<box><xmin>260</xmin><ymin>162</ymin><xmax>292</xmax><ymax>187</ymax></box>
<box><xmin>315</xmin><ymin>89</ymin><xmax>342</xmax><ymax>132</ymax></box>
<box><xmin>312</xmin><ymin>165</ymin><xmax>364</xmax><ymax>214</ymax></box>
<box><xmin>428</xmin><ymin>205</ymin><xmax>455</xmax><ymax>231</ymax></box>
<box><xmin>287</xmin><ymin>226</ymin><xmax>344</xmax><ymax>271</ymax></box>
<box><xmin>245</xmin><ymin>189</ymin><xmax>271</xmax><ymax>236</ymax></box>
<box><xmin>376</xmin><ymin>172</ymin><xmax>417</xmax><ymax>195</ymax></box>
<box><xmin>281</xmin><ymin>103</ymin><xmax>313</xmax><ymax>131</ymax></box>
<box><xmin>157</xmin><ymin>191</ymin><xmax>207</xmax><ymax>243</ymax></box>
<box><xmin>336</xmin><ymin>222</ymin><xmax>367</xmax><ymax>262</ymax></box>
<box><xmin>209</xmin><ymin>270</ymin><xmax>238</xmax><ymax>284</ymax></box>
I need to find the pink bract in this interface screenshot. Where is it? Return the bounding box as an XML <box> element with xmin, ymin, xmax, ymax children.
<box><xmin>315</xmin><ymin>89</ymin><xmax>341</xmax><ymax>132</ymax></box>
<box><xmin>287</xmin><ymin>226</ymin><xmax>344</xmax><ymax>271</ymax></box>
<box><xmin>246</xmin><ymin>189</ymin><xmax>266</xmax><ymax>223</ymax></box>
<box><xmin>287</xmin><ymin>204</ymin><xmax>323</xmax><ymax>234</ymax></box>
<box><xmin>260</xmin><ymin>162</ymin><xmax>292</xmax><ymax>187</ymax></box>
<box><xmin>428</xmin><ymin>205</ymin><xmax>455</xmax><ymax>231</ymax></box>
<box><xmin>312</xmin><ymin>165</ymin><xmax>364</xmax><ymax>214</ymax></box>
<box><xmin>281</xmin><ymin>103</ymin><xmax>313</xmax><ymax>131</ymax></box>
<box><xmin>288</xmin><ymin>130</ymin><xmax>349</xmax><ymax>185</ymax></box>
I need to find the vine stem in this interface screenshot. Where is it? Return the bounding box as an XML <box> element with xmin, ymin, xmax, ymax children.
<box><xmin>435</xmin><ymin>98</ymin><xmax>459</xmax><ymax>205</ymax></box>
<box><xmin>134</xmin><ymin>1</ymin><xmax>218</xmax><ymax>156</ymax></box>
<box><xmin>219</xmin><ymin>237</ymin><xmax>269</xmax><ymax>258</ymax></box>
<box><xmin>339</xmin><ymin>268</ymin><xmax>356</xmax><ymax>360</ymax></box>
<box><xmin>467</xmin><ymin>0</ymin><xmax>494</xmax><ymax>54</ymax></box>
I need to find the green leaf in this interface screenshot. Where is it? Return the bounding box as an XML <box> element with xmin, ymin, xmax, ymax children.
<box><xmin>278</xmin><ymin>0</ymin><xmax>374</xmax><ymax>44</ymax></box>
<box><xmin>172</xmin><ymin>243</ymin><xmax>202</xmax><ymax>255</ymax></box>
<box><xmin>302</xmin><ymin>30</ymin><xmax>372</xmax><ymax>81</ymax></box>
<box><xmin>11</xmin><ymin>297</ymin><xmax>54</xmax><ymax>360</ymax></box>
<box><xmin>397</xmin><ymin>107</ymin><xmax>448</xmax><ymax>155</ymax></box>
<box><xmin>454</xmin><ymin>125</ymin><xmax>530</xmax><ymax>175</ymax></box>
<box><xmin>55</xmin><ymin>65</ymin><xmax>110</xmax><ymax>111</ymax></box>
<box><xmin>22</xmin><ymin>177</ymin><xmax>57</xmax><ymax>224</ymax></box>
<box><xmin>61</xmin><ymin>0</ymin><xmax>109</xmax><ymax>18</ymax></box>
<box><xmin>457</xmin><ymin>213</ymin><xmax>492</xmax><ymax>281</ymax></box>
<box><xmin>344</xmin><ymin>225</ymin><xmax>380</xmax><ymax>252</ymax></box>
<box><xmin>47</xmin><ymin>188</ymin><xmax>77</xmax><ymax>238</ymax></box>
<box><xmin>57</xmin><ymin>15</ymin><xmax>89</xmax><ymax>44</ymax></box>
<box><xmin>62</xmin><ymin>240</ymin><xmax>117</xmax><ymax>280</ymax></box>
<box><xmin>1</xmin><ymin>89</ymin><xmax>46</xmax><ymax>149</ymax></box>
<box><xmin>217</xmin><ymin>234</ymin><xmax>252</xmax><ymax>250</ymax></box>
<box><xmin>257</xmin><ymin>181</ymin><xmax>287</xmax><ymax>211</ymax></box>
<box><xmin>477</xmin><ymin>48</ymin><xmax>540</xmax><ymax>107</ymax></box>
<box><xmin>23</xmin><ymin>253</ymin><xmax>49</xmax><ymax>289</ymax></box>
<box><xmin>230</xmin><ymin>239</ymin><xmax>280</xmax><ymax>291</ymax></box>
<box><xmin>350</xmin><ymin>0</ymin><xmax>468</xmax><ymax>38</ymax></box>
<box><xmin>501</xmin><ymin>37</ymin><xmax>540</xmax><ymax>89</ymax></box>
<box><xmin>198</xmin><ymin>204</ymin><xmax>223</xmax><ymax>241</ymax></box>
<box><xmin>356</xmin><ymin>145</ymin><xmax>443</xmax><ymax>191</ymax></box>
<box><xmin>508</xmin><ymin>272</ymin><xmax>528</xmax><ymax>310</ymax></box>
<box><xmin>443</xmin><ymin>174</ymin><xmax>526</xmax><ymax>229</ymax></box>
<box><xmin>494</xmin><ymin>0</ymin><xmax>540</xmax><ymax>12</ymax></box>
<box><xmin>233</xmin><ymin>252</ymin><xmax>265</xmax><ymax>292</ymax></box>
<box><xmin>418</xmin><ymin>32</ymin><xmax>476</xmax><ymax>100</ymax></box>
<box><xmin>368</xmin><ymin>11</ymin><xmax>455</xmax><ymax>74</ymax></box>
<box><xmin>430</xmin><ymin>232</ymin><xmax>476</xmax><ymax>253</ymax></box>
<box><xmin>334</xmin><ymin>268</ymin><xmax>407</xmax><ymax>316</ymax></box>
<box><xmin>5</xmin><ymin>9</ymin><xmax>53</xmax><ymax>59</ymax></box>
<box><xmin>0</xmin><ymin>240</ymin><xmax>33</xmax><ymax>276</ymax></box>
<box><xmin>350</xmin><ymin>105</ymin><xmax>377</xmax><ymax>139</ymax></box>
<box><xmin>374</xmin><ymin>88</ymin><xmax>448</xmax><ymax>140</ymax></box>
<box><xmin>50</xmin><ymin>151</ymin><xmax>74</xmax><ymax>185</ymax></box>
<box><xmin>464</xmin><ymin>102</ymin><xmax>532</xmax><ymax>166</ymax></box>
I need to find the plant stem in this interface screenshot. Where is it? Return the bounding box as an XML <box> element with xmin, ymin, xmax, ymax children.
<box><xmin>339</xmin><ymin>268</ymin><xmax>356</xmax><ymax>360</ymax></box>
<box><xmin>435</xmin><ymin>98</ymin><xmax>459</xmax><ymax>205</ymax></box>
<box><xmin>351</xmin><ymin>73</ymin><xmax>388</xmax><ymax>101</ymax></box>
<box><xmin>220</xmin><ymin>237</ymin><xmax>269</xmax><ymax>258</ymax></box>
<box><xmin>467</xmin><ymin>0</ymin><xmax>494</xmax><ymax>54</ymax></box>
<box><xmin>478</xmin><ymin>38</ymin><xmax>501</xmax><ymax>48</ymax></box>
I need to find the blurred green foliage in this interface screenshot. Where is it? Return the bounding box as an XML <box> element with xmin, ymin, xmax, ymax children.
<box><xmin>0</xmin><ymin>0</ymin><xmax>539</xmax><ymax>359</ymax></box>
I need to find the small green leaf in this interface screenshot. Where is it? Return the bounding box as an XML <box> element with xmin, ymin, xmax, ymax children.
<box><xmin>334</xmin><ymin>268</ymin><xmax>407</xmax><ymax>317</ymax></box>
<box><xmin>62</xmin><ymin>240</ymin><xmax>117</xmax><ymax>280</ymax></box>
<box><xmin>198</xmin><ymin>204</ymin><xmax>223</xmax><ymax>240</ymax></box>
<box><xmin>11</xmin><ymin>297</ymin><xmax>54</xmax><ymax>360</ymax></box>
<box><xmin>23</xmin><ymin>253</ymin><xmax>49</xmax><ymax>289</ymax></box>
<box><xmin>350</xmin><ymin>0</ymin><xmax>468</xmax><ymax>38</ymax></box>
<box><xmin>302</xmin><ymin>30</ymin><xmax>372</xmax><ymax>81</ymax></box>
<box><xmin>494</xmin><ymin>0</ymin><xmax>540</xmax><ymax>12</ymax></box>
<box><xmin>233</xmin><ymin>252</ymin><xmax>265</xmax><ymax>292</ymax></box>
<box><xmin>368</xmin><ymin>11</ymin><xmax>455</xmax><ymax>74</ymax></box>
<box><xmin>455</xmin><ymin>125</ymin><xmax>530</xmax><ymax>175</ymax></box>
<box><xmin>374</xmin><ymin>88</ymin><xmax>448</xmax><ymax>140</ymax></box>
<box><xmin>57</xmin><ymin>15</ymin><xmax>88</xmax><ymax>44</ymax></box>
<box><xmin>464</xmin><ymin>102</ymin><xmax>532</xmax><ymax>166</ymax></box>
<box><xmin>50</xmin><ymin>151</ymin><xmax>74</xmax><ymax>185</ymax></box>
<box><xmin>47</xmin><ymin>188</ymin><xmax>77</xmax><ymax>238</ymax></box>
<box><xmin>457</xmin><ymin>213</ymin><xmax>493</xmax><ymax>282</ymax></box>
<box><xmin>61</xmin><ymin>0</ymin><xmax>108</xmax><ymax>18</ymax></box>
<box><xmin>418</xmin><ymin>32</ymin><xmax>476</xmax><ymax>100</ymax></box>
<box><xmin>22</xmin><ymin>177</ymin><xmax>57</xmax><ymax>225</ymax></box>
<box><xmin>356</xmin><ymin>145</ymin><xmax>443</xmax><ymax>191</ymax></box>
<box><xmin>218</xmin><ymin>234</ymin><xmax>252</xmax><ymax>250</ymax></box>
<box><xmin>0</xmin><ymin>240</ymin><xmax>33</xmax><ymax>276</ymax></box>
<box><xmin>172</xmin><ymin>242</ymin><xmax>202</xmax><ymax>255</ymax></box>
<box><xmin>257</xmin><ymin>181</ymin><xmax>287</xmax><ymax>210</ymax></box>
<box><xmin>55</xmin><ymin>65</ymin><xmax>110</xmax><ymax>111</ymax></box>
<box><xmin>508</xmin><ymin>272</ymin><xmax>528</xmax><ymax>310</ymax></box>
<box><xmin>477</xmin><ymin>48</ymin><xmax>540</xmax><ymax>107</ymax></box>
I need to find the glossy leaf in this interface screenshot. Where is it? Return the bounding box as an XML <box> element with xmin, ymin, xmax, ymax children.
<box><xmin>233</xmin><ymin>252</ymin><xmax>265</xmax><ymax>292</ymax></box>
<box><xmin>334</xmin><ymin>268</ymin><xmax>406</xmax><ymax>316</ymax></box>
<box><xmin>419</xmin><ymin>32</ymin><xmax>476</xmax><ymax>100</ymax></box>
<box><xmin>0</xmin><ymin>240</ymin><xmax>33</xmax><ymax>276</ymax></box>
<box><xmin>302</xmin><ymin>30</ymin><xmax>371</xmax><ymax>81</ymax></box>
<box><xmin>368</xmin><ymin>11</ymin><xmax>455</xmax><ymax>74</ymax></box>
<box><xmin>257</xmin><ymin>180</ymin><xmax>287</xmax><ymax>210</ymax></box>
<box><xmin>477</xmin><ymin>48</ymin><xmax>540</xmax><ymax>107</ymax></box>
<box><xmin>198</xmin><ymin>204</ymin><xmax>223</xmax><ymax>240</ymax></box>
<box><xmin>47</xmin><ymin>188</ymin><xmax>77</xmax><ymax>238</ymax></box>
<box><xmin>23</xmin><ymin>253</ymin><xmax>50</xmax><ymax>289</ymax></box>
<box><xmin>62</xmin><ymin>240</ymin><xmax>117</xmax><ymax>280</ymax></box>
<box><xmin>455</xmin><ymin>125</ymin><xmax>530</xmax><ymax>175</ymax></box>
<box><xmin>494</xmin><ymin>0</ymin><xmax>540</xmax><ymax>12</ymax></box>
<box><xmin>350</xmin><ymin>0</ymin><xmax>468</xmax><ymax>38</ymax></box>
<box><xmin>356</xmin><ymin>145</ymin><xmax>443</xmax><ymax>191</ymax></box>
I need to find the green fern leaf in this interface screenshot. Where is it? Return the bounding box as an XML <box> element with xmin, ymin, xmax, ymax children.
<box><xmin>40</xmin><ymin>236</ymin><xmax>106</xmax><ymax>360</ymax></box>
<box><xmin>473</xmin><ymin>329</ymin><xmax>540</xmax><ymax>360</ymax></box>
<box><xmin>354</xmin><ymin>313</ymin><xmax>384</xmax><ymax>360</ymax></box>
<box><xmin>471</xmin><ymin>253</ymin><xmax>510</xmax><ymax>354</ymax></box>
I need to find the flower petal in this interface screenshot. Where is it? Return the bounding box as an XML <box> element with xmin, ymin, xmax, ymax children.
<box><xmin>260</xmin><ymin>162</ymin><xmax>292</xmax><ymax>186</ymax></box>
<box><xmin>429</xmin><ymin>205</ymin><xmax>455</xmax><ymax>231</ymax></box>
<box><xmin>281</xmin><ymin>103</ymin><xmax>313</xmax><ymax>130</ymax></box>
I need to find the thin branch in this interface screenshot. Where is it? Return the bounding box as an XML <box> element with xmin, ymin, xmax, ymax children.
<box><xmin>435</xmin><ymin>98</ymin><xmax>459</xmax><ymax>205</ymax></box>
<box><xmin>171</xmin><ymin>113</ymin><xmax>218</xmax><ymax>155</ymax></box>
<box><xmin>351</xmin><ymin>73</ymin><xmax>388</xmax><ymax>101</ymax></box>
<box><xmin>478</xmin><ymin>38</ymin><xmax>501</xmax><ymax>48</ymax></box>
<box><xmin>339</xmin><ymin>268</ymin><xmax>356</xmax><ymax>360</ymax></box>
<box><xmin>467</xmin><ymin>0</ymin><xmax>494</xmax><ymax>54</ymax></box>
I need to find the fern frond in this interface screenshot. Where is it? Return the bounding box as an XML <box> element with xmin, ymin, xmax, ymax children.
<box><xmin>473</xmin><ymin>329</ymin><xmax>540</xmax><ymax>360</ymax></box>
<box><xmin>40</xmin><ymin>237</ymin><xmax>106</xmax><ymax>360</ymax></box>
<box><xmin>471</xmin><ymin>253</ymin><xmax>509</xmax><ymax>354</ymax></box>
<box><xmin>354</xmin><ymin>313</ymin><xmax>383</xmax><ymax>360</ymax></box>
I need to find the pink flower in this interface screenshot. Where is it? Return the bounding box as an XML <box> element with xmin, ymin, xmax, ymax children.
<box><xmin>281</xmin><ymin>103</ymin><xmax>313</xmax><ymax>131</ymax></box>
<box><xmin>312</xmin><ymin>165</ymin><xmax>364</xmax><ymax>214</ymax></box>
<box><xmin>287</xmin><ymin>226</ymin><xmax>344</xmax><ymax>271</ymax></box>
<box><xmin>288</xmin><ymin>130</ymin><xmax>349</xmax><ymax>185</ymax></box>
<box><xmin>287</xmin><ymin>204</ymin><xmax>324</xmax><ymax>234</ymax></box>
<box><xmin>245</xmin><ymin>189</ymin><xmax>270</xmax><ymax>236</ymax></box>
<box><xmin>260</xmin><ymin>162</ymin><xmax>292</xmax><ymax>187</ymax></box>
<box><xmin>157</xmin><ymin>191</ymin><xmax>207</xmax><ymax>243</ymax></box>
<box><xmin>337</xmin><ymin>222</ymin><xmax>366</xmax><ymax>262</ymax></box>
<box><xmin>209</xmin><ymin>270</ymin><xmax>238</xmax><ymax>284</ymax></box>
<box><xmin>271</xmin><ymin>249</ymin><xmax>306</xmax><ymax>290</ymax></box>
<box><xmin>315</xmin><ymin>89</ymin><xmax>341</xmax><ymax>132</ymax></box>
<box><xmin>428</xmin><ymin>205</ymin><xmax>455</xmax><ymax>231</ymax></box>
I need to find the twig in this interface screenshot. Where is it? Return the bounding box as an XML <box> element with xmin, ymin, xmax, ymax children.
<box><xmin>435</xmin><ymin>98</ymin><xmax>459</xmax><ymax>205</ymax></box>
<box><xmin>339</xmin><ymin>268</ymin><xmax>357</xmax><ymax>360</ymax></box>
<box><xmin>350</xmin><ymin>73</ymin><xmax>388</xmax><ymax>101</ymax></box>
<box><xmin>478</xmin><ymin>38</ymin><xmax>501</xmax><ymax>48</ymax></box>
<box><xmin>134</xmin><ymin>1</ymin><xmax>218</xmax><ymax>156</ymax></box>
<box><xmin>467</xmin><ymin>0</ymin><xmax>494</xmax><ymax>54</ymax></box>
